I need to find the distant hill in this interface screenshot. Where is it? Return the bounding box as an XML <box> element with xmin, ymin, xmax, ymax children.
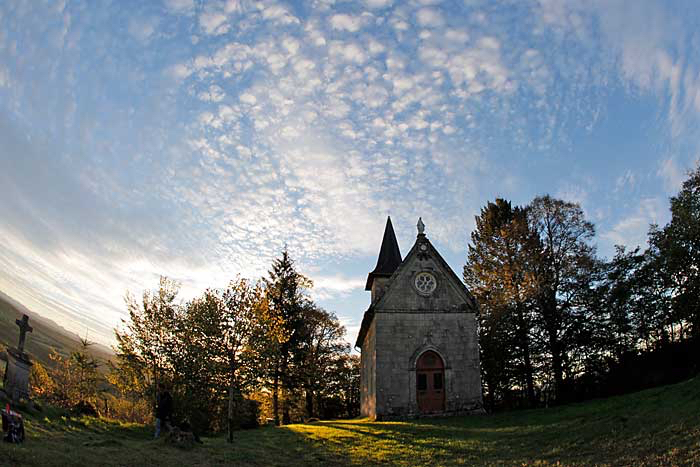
<box><xmin>0</xmin><ymin>291</ymin><xmax>113</xmax><ymax>368</ymax></box>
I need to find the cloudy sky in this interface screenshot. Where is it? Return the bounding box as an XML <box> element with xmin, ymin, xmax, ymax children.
<box><xmin>1</xmin><ymin>0</ymin><xmax>699</xmax><ymax>347</ymax></box>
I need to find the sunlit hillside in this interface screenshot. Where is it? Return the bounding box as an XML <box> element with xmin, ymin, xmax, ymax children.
<box><xmin>4</xmin><ymin>376</ymin><xmax>698</xmax><ymax>467</ymax></box>
<box><xmin>0</xmin><ymin>292</ymin><xmax>113</xmax><ymax>366</ymax></box>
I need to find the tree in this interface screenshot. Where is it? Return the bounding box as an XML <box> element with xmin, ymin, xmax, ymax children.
<box><xmin>650</xmin><ymin>165</ymin><xmax>700</xmax><ymax>338</ymax></box>
<box><xmin>596</xmin><ymin>246</ymin><xmax>642</xmax><ymax>359</ymax></box>
<box><xmin>107</xmin><ymin>345</ymin><xmax>151</xmax><ymax>421</ymax></box>
<box><xmin>42</xmin><ymin>342</ymin><xmax>102</xmax><ymax>412</ymax></box>
<box><xmin>71</xmin><ymin>337</ymin><xmax>102</xmax><ymax>410</ymax></box>
<box><xmin>219</xmin><ymin>278</ymin><xmax>265</xmax><ymax>441</ymax></box>
<box><xmin>528</xmin><ymin>195</ymin><xmax>597</xmax><ymax>401</ymax></box>
<box><xmin>46</xmin><ymin>349</ymin><xmax>77</xmax><ymax>407</ymax></box>
<box><xmin>262</xmin><ymin>249</ymin><xmax>312</xmax><ymax>425</ymax></box>
<box><xmin>632</xmin><ymin>242</ymin><xmax>674</xmax><ymax>346</ymax></box>
<box><xmin>29</xmin><ymin>361</ymin><xmax>55</xmax><ymax>400</ymax></box>
<box><xmin>170</xmin><ymin>289</ymin><xmax>228</xmax><ymax>434</ymax></box>
<box><xmin>114</xmin><ymin>277</ymin><xmax>180</xmax><ymax>417</ymax></box>
<box><xmin>465</xmin><ymin>199</ymin><xmax>539</xmax><ymax>406</ymax></box>
<box><xmin>299</xmin><ymin>306</ymin><xmax>347</xmax><ymax>418</ymax></box>
<box><xmin>110</xmin><ymin>264</ymin><xmax>359</xmax><ymax>430</ymax></box>
<box><xmin>317</xmin><ymin>352</ymin><xmax>360</xmax><ymax>418</ymax></box>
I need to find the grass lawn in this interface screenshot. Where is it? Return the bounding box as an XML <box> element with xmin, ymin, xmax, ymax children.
<box><xmin>4</xmin><ymin>376</ymin><xmax>699</xmax><ymax>466</ymax></box>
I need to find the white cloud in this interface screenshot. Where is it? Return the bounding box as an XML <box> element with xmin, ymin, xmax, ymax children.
<box><xmin>312</xmin><ymin>274</ymin><xmax>365</xmax><ymax>297</ymax></box>
<box><xmin>164</xmin><ymin>0</ymin><xmax>195</xmax><ymax>15</ymax></box>
<box><xmin>364</xmin><ymin>0</ymin><xmax>393</xmax><ymax>9</ymax></box>
<box><xmin>199</xmin><ymin>11</ymin><xmax>229</xmax><ymax>35</ymax></box>
<box><xmin>329</xmin><ymin>14</ymin><xmax>363</xmax><ymax>32</ymax></box>
<box><xmin>658</xmin><ymin>157</ymin><xmax>686</xmax><ymax>193</ymax></box>
<box><xmin>0</xmin><ymin>66</ymin><xmax>9</xmax><ymax>87</ymax></box>
<box><xmin>328</xmin><ymin>41</ymin><xmax>367</xmax><ymax>64</ymax></box>
<box><xmin>128</xmin><ymin>16</ymin><xmax>158</xmax><ymax>42</ymax></box>
<box><xmin>282</xmin><ymin>37</ymin><xmax>300</xmax><ymax>55</ymax></box>
<box><xmin>415</xmin><ymin>8</ymin><xmax>444</xmax><ymax>28</ymax></box>
<box><xmin>260</xmin><ymin>4</ymin><xmax>299</xmax><ymax>25</ymax></box>
<box><xmin>601</xmin><ymin>198</ymin><xmax>666</xmax><ymax>251</ymax></box>
<box><xmin>198</xmin><ymin>85</ymin><xmax>226</xmax><ymax>102</ymax></box>
<box><xmin>3</xmin><ymin>0</ymin><xmax>700</xmax><ymax>348</ymax></box>
<box><xmin>614</xmin><ymin>169</ymin><xmax>637</xmax><ymax>193</ymax></box>
<box><xmin>168</xmin><ymin>63</ymin><xmax>192</xmax><ymax>79</ymax></box>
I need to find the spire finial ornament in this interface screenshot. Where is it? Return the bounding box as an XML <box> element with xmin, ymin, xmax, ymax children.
<box><xmin>417</xmin><ymin>217</ymin><xmax>425</xmax><ymax>236</ymax></box>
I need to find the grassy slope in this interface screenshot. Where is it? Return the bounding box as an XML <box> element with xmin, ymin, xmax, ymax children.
<box><xmin>0</xmin><ymin>293</ymin><xmax>113</xmax><ymax>366</ymax></box>
<box><xmin>4</xmin><ymin>376</ymin><xmax>699</xmax><ymax>467</ymax></box>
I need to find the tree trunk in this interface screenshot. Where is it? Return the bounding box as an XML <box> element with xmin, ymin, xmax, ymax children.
<box><xmin>227</xmin><ymin>370</ymin><xmax>236</xmax><ymax>443</ymax></box>
<box><xmin>305</xmin><ymin>387</ymin><xmax>314</xmax><ymax>419</ymax></box>
<box><xmin>282</xmin><ymin>386</ymin><xmax>291</xmax><ymax>425</ymax></box>
<box><xmin>273</xmin><ymin>368</ymin><xmax>280</xmax><ymax>426</ymax></box>
<box><xmin>516</xmin><ymin>304</ymin><xmax>535</xmax><ymax>406</ymax></box>
<box><xmin>550</xmin><ymin>337</ymin><xmax>564</xmax><ymax>402</ymax></box>
<box><xmin>281</xmin><ymin>354</ymin><xmax>290</xmax><ymax>425</ymax></box>
<box><xmin>540</xmin><ymin>292</ymin><xmax>564</xmax><ymax>402</ymax></box>
<box><xmin>152</xmin><ymin>359</ymin><xmax>158</xmax><ymax>419</ymax></box>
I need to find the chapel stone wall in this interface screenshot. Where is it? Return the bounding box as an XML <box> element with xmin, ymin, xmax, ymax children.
<box><xmin>374</xmin><ymin>311</ymin><xmax>482</xmax><ymax>419</ymax></box>
<box><xmin>360</xmin><ymin>319</ymin><xmax>377</xmax><ymax>418</ymax></box>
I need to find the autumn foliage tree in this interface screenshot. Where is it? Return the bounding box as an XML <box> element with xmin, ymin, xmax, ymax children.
<box><xmin>108</xmin><ymin>249</ymin><xmax>359</xmax><ymax>432</ymax></box>
<box><xmin>465</xmin><ymin>199</ymin><xmax>539</xmax><ymax>406</ymax></box>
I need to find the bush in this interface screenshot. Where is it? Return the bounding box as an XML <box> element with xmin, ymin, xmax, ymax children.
<box><xmin>101</xmin><ymin>394</ymin><xmax>153</xmax><ymax>424</ymax></box>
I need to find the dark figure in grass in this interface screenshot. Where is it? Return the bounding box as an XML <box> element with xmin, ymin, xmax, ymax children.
<box><xmin>154</xmin><ymin>383</ymin><xmax>173</xmax><ymax>439</ymax></box>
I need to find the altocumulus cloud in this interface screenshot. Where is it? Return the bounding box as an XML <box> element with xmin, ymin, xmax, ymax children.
<box><xmin>0</xmin><ymin>0</ymin><xmax>699</xmax><ymax>345</ymax></box>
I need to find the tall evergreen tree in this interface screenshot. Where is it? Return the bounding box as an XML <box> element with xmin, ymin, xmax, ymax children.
<box><xmin>262</xmin><ymin>249</ymin><xmax>312</xmax><ymax>425</ymax></box>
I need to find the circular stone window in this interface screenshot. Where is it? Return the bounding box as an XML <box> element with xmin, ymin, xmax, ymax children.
<box><xmin>414</xmin><ymin>272</ymin><xmax>437</xmax><ymax>296</ymax></box>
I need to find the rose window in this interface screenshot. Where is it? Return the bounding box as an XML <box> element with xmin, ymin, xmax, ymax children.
<box><xmin>414</xmin><ymin>272</ymin><xmax>437</xmax><ymax>295</ymax></box>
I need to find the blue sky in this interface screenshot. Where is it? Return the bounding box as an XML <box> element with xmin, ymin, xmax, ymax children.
<box><xmin>1</xmin><ymin>0</ymin><xmax>699</xmax><ymax>347</ymax></box>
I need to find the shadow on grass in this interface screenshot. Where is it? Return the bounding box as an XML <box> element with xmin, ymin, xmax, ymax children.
<box><xmin>198</xmin><ymin>425</ymin><xmax>358</xmax><ymax>467</ymax></box>
<box><xmin>8</xmin><ymin>377</ymin><xmax>698</xmax><ymax>466</ymax></box>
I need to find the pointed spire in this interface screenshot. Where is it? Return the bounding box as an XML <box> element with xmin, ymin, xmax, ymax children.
<box><xmin>365</xmin><ymin>216</ymin><xmax>403</xmax><ymax>291</ymax></box>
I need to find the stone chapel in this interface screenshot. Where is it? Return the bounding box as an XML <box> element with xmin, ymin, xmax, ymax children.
<box><xmin>356</xmin><ymin>217</ymin><xmax>483</xmax><ymax>419</ymax></box>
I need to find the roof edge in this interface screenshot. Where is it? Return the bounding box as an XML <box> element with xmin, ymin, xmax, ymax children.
<box><xmin>354</xmin><ymin>305</ymin><xmax>375</xmax><ymax>348</ymax></box>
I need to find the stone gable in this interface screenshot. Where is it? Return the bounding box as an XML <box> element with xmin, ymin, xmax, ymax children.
<box><xmin>373</xmin><ymin>235</ymin><xmax>476</xmax><ymax>313</ymax></box>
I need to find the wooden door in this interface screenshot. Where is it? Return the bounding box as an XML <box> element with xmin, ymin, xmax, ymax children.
<box><xmin>416</xmin><ymin>351</ymin><xmax>445</xmax><ymax>414</ymax></box>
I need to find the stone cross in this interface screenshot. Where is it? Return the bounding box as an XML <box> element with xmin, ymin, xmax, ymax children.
<box><xmin>15</xmin><ymin>314</ymin><xmax>33</xmax><ymax>353</ymax></box>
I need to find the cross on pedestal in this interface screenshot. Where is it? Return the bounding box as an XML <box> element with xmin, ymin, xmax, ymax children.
<box><xmin>15</xmin><ymin>314</ymin><xmax>33</xmax><ymax>353</ymax></box>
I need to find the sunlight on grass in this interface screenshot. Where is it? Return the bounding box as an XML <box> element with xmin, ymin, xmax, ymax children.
<box><xmin>5</xmin><ymin>376</ymin><xmax>699</xmax><ymax>466</ymax></box>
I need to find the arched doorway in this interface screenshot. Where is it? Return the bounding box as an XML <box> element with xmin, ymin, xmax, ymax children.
<box><xmin>416</xmin><ymin>350</ymin><xmax>445</xmax><ymax>414</ymax></box>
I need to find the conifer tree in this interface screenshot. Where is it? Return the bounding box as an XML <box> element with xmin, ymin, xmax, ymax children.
<box><xmin>262</xmin><ymin>249</ymin><xmax>312</xmax><ymax>425</ymax></box>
